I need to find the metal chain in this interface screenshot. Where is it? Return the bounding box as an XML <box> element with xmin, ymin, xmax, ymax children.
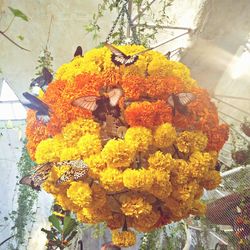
<box><xmin>124</xmin><ymin>3</ymin><xmax>141</xmax><ymax>44</ymax></box>
<box><xmin>105</xmin><ymin>0</ymin><xmax>128</xmax><ymax>43</ymax></box>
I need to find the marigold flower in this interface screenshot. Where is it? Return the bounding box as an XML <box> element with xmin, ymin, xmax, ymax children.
<box><xmin>153</xmin><ymin>123</ymin><xmax>177</xmax><ymax>148</ymax></box>
<box><xmin>112</xmin><ymin>230</ymin><xmax>136</xmax><ymax>247</ymax></box>
<box><xmin>100</xmin><ymin>168</ymin><xmax>124</xmax><ymax>192</ymax></box>
<box><xmin>101</xmin><ymin>139</ymin><xmax>136</xmax><ymax>168</ymax></box>
<box><xmin>190</xmin><ymin>200</ymin><xmax>206</xmax><ymax>215</ymax></box>
<box><xmin>125</xmin><ymin>101</ymin><xmax>172</xmax><ymax>128</ymax></box>
<box><xmin>176</xmin><ymin>131</ymin><xmax>208</xmax><ymax>154</ymax></box>
<box><xmin>120</xmin><ymin>193</ymin><xmax>152</xmax><ymax>218</ymax></box>
<box><xmin>67</xmin><ymin>181</ymin><xmax>92</xmax><ymax>207</ymax></box>
<box><xmin>148</xmin><ymin>151</ymin><xmax>173</xmax><ymax>171</ymax></box>
<box><xmin>201</xmin><ymin>170</ymin><xmax>221</xmax><ymax>190</ymax></box>
<box><xmin>123</xmin><ymin>168</ymin><xmax>153</xmax><ymax>191</ymax></box>
<box><xmin>84</xmin><ymin>154</ymin><xmax>106</xmax><ymax>179</ymax></box>
<box><xmin>124</xmin><ymin>126</ymin><xmax>153</xmax><ymax>151</ymax></box>
<box><xmin>77</xmin><ymin>133</ymin><xmax>102</xmax><ymax>158</ymax></box>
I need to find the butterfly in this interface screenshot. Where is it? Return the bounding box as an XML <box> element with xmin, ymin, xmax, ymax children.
<box><xmin>30</xmin><ymin>67</ymin><xmax>53</xmax><ymax>95</ymax></box>
<box><xmin>74</xmin><ymin>46</ymin><xmax>83</xmax><ymax>57</ymax></box>
<box><xmin>72</xmin><ymin>88</ymin><xmax>123</xmax><ymax>122</ymax></box>
<box><xmin>20</xmin><ymin>160</ymin><xmax>88</xmax><ymax>190</ymax></box>
<box><xmin>56</xmin><ymin>160</ymin><xmax>88</xmax><ymax>185</ymax></box>
<box><xmin>105</xmin><ymin>43</ymin><xmax>139</xmax><ymax>67</ymax></box>
<box><xmin>22</xmin><ymin>92</ymin><xmax>51</xmax><ymax>123</ymax></box>
<box><xmin>167</xmin><ymin>93</ymin><xmax>196</xmax><ymax>116</ymax></box>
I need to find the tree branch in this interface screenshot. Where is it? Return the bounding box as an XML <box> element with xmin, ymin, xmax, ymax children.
<box><xmin>0</xmin><ymin>30</ymin><xmax>30</xmax><ymax>51</ymax></box>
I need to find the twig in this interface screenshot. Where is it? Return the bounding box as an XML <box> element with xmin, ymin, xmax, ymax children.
<box><xmin>0</xmin><ymin>235</ymin><xmax>14</xmax><ymax>246</ymax></box>
<box><xmin>46</xmin><ymin>15</ymin><xmax>53</xmax><ymax>48</ymax></box>
<box><xmin>131</xmin><ymin>0</ymin><xmax>157</xmax><ymax>22</ymax></box>
<box><xmin>3</xmin><ymin>16</ymin><xmax>15</xmax><ymax>33</ymax></box>
<box><xmin>0</xmin><ymin>30</ymin><xmax>30</xmax><ymax>51</ymax></box>
<box><xmin>126</xmin><ymin>0</ymin><xmax>132</xmax><ymax>37</ymax></box>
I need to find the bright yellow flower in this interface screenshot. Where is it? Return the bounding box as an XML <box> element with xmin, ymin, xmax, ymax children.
<box><xmin>60</xmin><ymin>147</ymin><xmax>80</xmax><ymax>161</ymax></box>
<box><xmin>100</xmin><ymin>168</ymin><xmax>124</xmax><ymax>192</ymax></box>
<box><xmin>201</xmin><ymin>170</ymin><xmax>221</xmax><ymax>190</ymax></box>
<box><xmin>77</xmin><ymin>133</ymin><xmax>102</xmax><ymax>158</ymax></box>
<box><xmin>62</xmin><ymin>118</ymin><xmax>100</xmax><ymax>146</ymax></box>
<box><xmin>132</xmin><ymin>210</ymin><xmax>161</xmax><ymax>232</ymax></box>
<box><xmin>123</xmin><ymin>168</ymin><xmax>153</xmax><ymax>191</ymax></box>
<box><xmin>148</xmin><ymin>151</ymin><xmax>173</xmax><ymax>171</ymax></box>
<box><xmin>124</xmin><ymin>126</ymin><xmax>153</xmax><ymax>151</ymax></box>
<box><xmin>153</xmin><ymin>123</ymin><xmax>177</xmax><ymax>148</ymax></box>
<box><xmin>112</xmin><ymin>230</ymin><xmax>136</xmax><ymax>248</ymax></box>
<box><xmin>120</xmin><ymin>193</ymin><xmax>152</xmax><ymax>218</ymax></box>
<box><xmin>67</xmin><ymin>181</ymin><xmax>92</xmax><ymax>207</ymax></box>
<box><xmin>101</xmin><ymin>139</ymin><xmax>136</xmax><ymax>168</ymax></box>
<box><xmin>171</xmin><ymin>159</ymin><xmax>190</xmax><ymax>185</ymax></box>
<box><xmin>190</xmin><ymin>200</ymin><xmax>206</xmax><ymax>215</ymax></box>
<box><xmin>84</xmin><ymin>154</ymin><xmax>106</xmax><ymax>179</ymax></box>
<box><xmin>176</xmin><ymin>131</ymin><xmax>208</xmax><ymax>154</ymax></box>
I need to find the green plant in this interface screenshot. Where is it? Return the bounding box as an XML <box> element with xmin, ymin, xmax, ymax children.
<box><xmin>7</xmin><ymin>140</ymin><xmax>38</xmax><ymax>249</ymax></box>
<box><xmin>0</xmin><ymin>6</ymin><xmax>30</xmax><ymax>51</ymax></box>
<box><xmin>85</xmin><ymin>0</ymin><xmax>175</xmax><ymax>46</ymax></box>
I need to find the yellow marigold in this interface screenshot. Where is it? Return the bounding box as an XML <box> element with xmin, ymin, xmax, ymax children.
<box><xmin>35</xmin><ymin>137</ymin><xmax>64</xmax><ymax>163</ymax></box>
<box><xmin>62</xmin><ymin>118</ymin><xmax>100</xmax><ymax>146</ymax></box>
<box><xmin>56</xmin><ymin>193</ymin><xmax>81</xmax><ymax>212</ymax></box>
<box><xmin>112</xmin><ymin>230</ymin><xmax>136</xmax><ymax>248</ymax></box>
<box><xmin>100</xmin><ymin>168</ymin><xmax>124</xmax><ymax>192</ymax></box>
<box><xmin>171</xmin><ymin>159</ymin><xmax>190</xmax><ymax>185</ymax></box>
<box><xmin>176</xmin><ymin>131</ymin><xmax>208</xmax><ymax>154</ymax></box>
<box><xmin>148</xmin><ymin>151</ymin><xmax>173</xmax><ymax>171</ymax></box>
<box><xmin>55</xmin><ymin>56</ymin><xmax>86</xmax><ymax>82</ymax></box>
<box><xmin>123</xmin><ymin>168</ymin><xmax>153</xmax><ymax>191</ymax></box>
<box><xmin>67</xmin><ymin>181</ymin><xmax>92</xmax><ymax>207</ymax></box>
<box><xmin>201</xmin><ymin>170</ymin><xmax>221</xmax><ymax>190</ymax></box>
<box><xmin>188</xmin><ymin>151</ymin><xmax>212</xmax><ymax>178</ymax></box>
<box><xmin>132</xmin><ymin>210</ymin><xmax>161</xmax><ymax>232</ymax></box>
<box><xmin>124</xmin><ymin>126</ymin><xmax>153</xmax><ymax>151</ymax></box>
<box><xmin>84</xmin><ymin>154</ymin><xmax>106</xmax><ymax>179</ymax></box>
<box><xmin>77</xmin><ymin>133</ymin><xmax>102</xmax><ymax>158</ymax></box>
<box><xmin>91</xmin><ymin>183</ymin><xmax>107</xmax><ymax>207</ymax></box>
<box><xmin>149</xmin><ymin>169</ymin><xmax>172</xmax><ymax>200</ymax></box>
<box><xmin>101</xmin><ymin>139</ymin><xmax>136</xmax><ymax>168</ymax></box>
<box><xmin>171</xmin><ymin>183</ymin><xmax>194</xmax><ymax>202</ymax></box>
<box><xmin>153</xmin><ymin>123</ymin><xmax>177</xmax><ymax>148</ymax></box>
<box><xmin>77</xmin><ymin>205</ymin><xmax>112</xmax><ymax>224</ymax></box>
<box><xmin>190</xmin><ymin>200</ymin><xmax>206</xmax><ymax>216</ymax></box>
<box><xmin>120</xmin><ymin>193</ymin><xmax>152</xmax><ymax>218</ymax></box>
<box><xmin>59</xmin><ymin>147</ymin><xmax>81</xmax><ymax>161</ymax></box>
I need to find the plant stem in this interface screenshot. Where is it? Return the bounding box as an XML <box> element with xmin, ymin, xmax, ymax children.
<box><xmin>0</xmin><ymin>30</ymin><xmax>30</xmax><ymax>51</ymax></box>
<box><xmin>3</xmin><ymin>16</ymin><xmax>15</xmax><ymax>33</ymax></box>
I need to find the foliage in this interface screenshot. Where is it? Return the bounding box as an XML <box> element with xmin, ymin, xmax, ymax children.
<box><xmin>8</xmin><ymin>7</ymin><xmax>29</xmax><ymax>22</ymax></box>
<box><xmin>41</xmin><ymin>212</ymin><xmax>78</xmax><ymax>250</ymax></box>
<box><xmin>0</xmin><ymin>6</ymin><xmax>29</xmax><ymax>51</ymax></box>
<box><xmin>8</xmin><ymin>140</ymin><xmax>38</xmax><ymax>249</ymax></box>
<box><xmin>85</xmin><ymin>0</ymin><xmax>175</xmax><ymax>46</ymax></box>
<box><xmin>35</xmin><ymin>48</ymin><xmax>54</xmax><ymax>76</ymax></box>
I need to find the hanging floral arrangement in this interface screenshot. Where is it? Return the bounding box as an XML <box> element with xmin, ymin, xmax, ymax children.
<box><xmin>22</xmin><ymin>44</ymin><xmax>229</xmax><ymax>248</ymax></box>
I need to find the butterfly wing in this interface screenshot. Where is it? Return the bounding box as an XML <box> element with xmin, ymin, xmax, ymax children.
<box><xmin>56</xmin><ymin>167</ymin><xmax>88</xmax><ymax>185</ymax></box>
<box><xmin>74</xmin><ymin>46</ymin><xmax>83</xmax><ymax>57</ymax></box>
<box><xmin>72</xmin><ymin>96</ymin><xmax>99</xmax><ymax>111</ymax></box>
<box><xmin>177</xmin><ymin>93</ymin><xmax>196</xmax><ymax>105</ymax></box>
<box><xmin>105</xmin><ymin>43</ymin><xmax>138</xmax><ymax>66</ymax></box>
<box><xmin>167</xmin><ymin>95</ymin><xmax>174</xmax><ymax>107</ymax></box>
<box><xmin>23</xmin><ymin>92</ymin><xmax>49</xmax><ymax>114</ymax></box>
<box><xmin>107</xmin><ymin>88</ymin><xmax>123</xmax><ymax>106</ymax></box>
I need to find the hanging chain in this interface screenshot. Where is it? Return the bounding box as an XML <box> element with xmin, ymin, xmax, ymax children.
<box><xmin>105</xmin><ymin>0</ymin><xmax>128</xmax><ymax>43</ymax></box>
<box><xmin>105</xmin><ymin>0</ymin><xmax>141</xmax><ymax>45</ymax></box>
<box><xmin>124</xmin><ymin>3</ymin><xmax>141</xmax><ymax>45</ymax></box>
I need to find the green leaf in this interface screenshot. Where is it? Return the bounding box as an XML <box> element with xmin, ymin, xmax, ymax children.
<box><xmin>49</xmin><ymin>214</ymin><xmax>62</xmax><ymax>233</ymax></box>
<box><xmin>8</xmin><ymin>7</ymin><xmax>29</xmax><ymax>21</ymax></box>
<box><xmin>17</xmin><ymin>35</ymin><xmax>24</xmax><ymax>41</ymax></box>
<box><xmin>65</xmin><ymin>230</ymin><xmax>77</xmax><ymax>242</ymax></box>
<box><xmin>63</xmin><ymin>216</ymin><xmax>77</xmax><ymax>238</ymax></box>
